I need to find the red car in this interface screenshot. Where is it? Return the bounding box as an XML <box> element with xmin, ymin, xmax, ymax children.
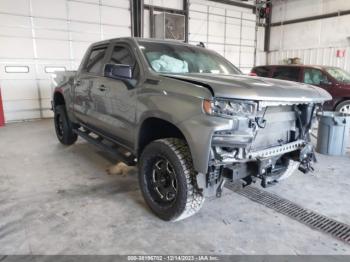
<box><xmin>251</xmin><ymin>65</ymin><xmax>350</xmax><ymax>113</ymax></box>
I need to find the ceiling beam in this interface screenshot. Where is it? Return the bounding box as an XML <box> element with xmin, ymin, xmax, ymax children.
<box><xmin>207</xmin><ymin>0</ymin><xmax>255</xmax><ymax>11</ymax></box>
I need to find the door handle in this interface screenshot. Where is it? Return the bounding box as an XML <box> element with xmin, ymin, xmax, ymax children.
<box><xmin>98</xmin><ymin>84</ymin><xmax>107</xmax><ymax>91</ymax></box>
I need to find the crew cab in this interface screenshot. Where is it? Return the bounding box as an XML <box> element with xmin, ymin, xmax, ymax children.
<box><xmin>52</xmin><ymin>38</ymin><xmax>331</xmax><ymax>221</ymax></box>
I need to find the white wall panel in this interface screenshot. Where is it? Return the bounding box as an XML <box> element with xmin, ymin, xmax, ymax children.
<box><xmin>267</xmin><ymin>0</ymin><xmax>350</xmax><ymax>72</ymax></box>
<box><xmin>102</xmin><ymin>25</ymin><xmax>131</xmax><ymax>39</ymax></box>
<box><xmin>189</xmin><ymin>0</ymin><xmax>257</xmax><ymax>73</ymax></box>
<box><xmin>36</xmin><ymin>40</ymin><xmax>71</xmax><ymax>59</ymax></box>
<box><xmin>35</xmin><ymin>29</ymin><xmax>69</xmax><ymax>41</ymax></box>
<box><xmin>271</xmin><ymin>0</ymin><xmax>350</xmax><ymax>24</ymax></box>
<box><xmin>68</xmin><ymin>1</ymin><xmax>100</xmax><ymax>23</ymax></box>
<box><xmin>0</xmin><ymin>0</ymin><xmax>131</xmax><ymax>122</ymax></box>
<box><xmin>32</xmin><ymin>0</ymin><xmax>67</xmax><ymax>19</ymax></box>
<box><xmin>101</xmin><ymin>6</ymin><xmax>130</xmax><ymax>26</ymax></box>
<box><xmin>0</xmin><ymin>0</ymin><xmax>30</xmax><ymax>16</ymax></box>
<box><xmin>0</xmin><ymin>27</ymin><xmax>33</xmax><ymax>38</ymax></box>
<box><xmin>33</xmin><ymin>18</ymin><xmax>68</xmax><ymax>31</ymax></box>
<box><xmin>70</xmin><ymin>22</ymin><xmax>100</xmax><ymax>34</ymax></box>
<box><xmin>102</xmin><ymin>0</ymin><xmax>129</xmax><ymax>9</ymax></box>
<box><xmin>144</xmin><ymin>0</ymin><xmax>183</xmax><ymax>10</ymax></box>
<box><xmin>0</xmin><ymin>14</ymin><xmax>31</xmax><ymax>27</ymax></box>
<box><xmin>269</xmin><ymin>46</ymin><xmax>350</xmax><ymax>72</ymax></box>
<box><xmin>71</xmin><ymin>42</ymin><xmax>91</xmax><ymax>60</ymax></box>
<box><xmin>0</xmin><ymin>37</ymin><xmax>35</xmax><ymax>59</ymax></box>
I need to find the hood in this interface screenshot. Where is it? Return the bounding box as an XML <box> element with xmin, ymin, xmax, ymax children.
<box><xmin>164</xmin><ymin>73</ymin><xmax>332</xmax><ymax>103</ymax></box>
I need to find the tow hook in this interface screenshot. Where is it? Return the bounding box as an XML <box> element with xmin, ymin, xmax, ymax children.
<box><xmin>261</xmin><ymin>176</ymin><xmax>278</xmax><ymax>188</ymax></box>
<box><xmin>299</xmin><ymin>156</ymin><xmax>315</xmax><ymax>173</ymax></box>
<box><xmin>216</xmin><ymin>179</ymin><xmax>226</xmax><ymax>197</ymax></box>
<box><xmin>298</xmin><ymin>144</ymin><xmax>316</xmax><ymax>174</ymax></box>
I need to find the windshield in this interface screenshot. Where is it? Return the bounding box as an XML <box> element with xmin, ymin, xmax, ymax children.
<box><xmin>138</xmin><ymin>41</ymin><xmax>241</xmax><ymax>75</ymax></box>
<box><xmin>325</xmin><ymin>67</ymin><xmax>350</xmax><ymax>84</ymax></box>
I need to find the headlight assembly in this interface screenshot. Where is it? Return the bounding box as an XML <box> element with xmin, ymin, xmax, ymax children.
<box><xmin>203</xmin><ymin>99</ymin><xmax>257</xmax><ymax>118</ymax></box>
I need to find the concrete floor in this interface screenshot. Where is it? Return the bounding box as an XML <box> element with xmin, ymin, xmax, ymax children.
<box><xmin>1</xmin><ymin>119</ymin><xmax>350</xmax><ymax>255</ymax></box>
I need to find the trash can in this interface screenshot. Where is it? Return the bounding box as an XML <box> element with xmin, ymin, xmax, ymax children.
<box><xmin>316</xmin><ymin>111</ymin><xmax>350</xmax><ymax>156</ymax></box>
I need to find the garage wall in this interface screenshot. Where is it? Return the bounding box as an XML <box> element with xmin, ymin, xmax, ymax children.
<box><xmin>188</xmin><ymin>0</ymin><xmax>257</xmax><ymax>73</ymax></box>
<box><xmin>144</xmin><ymin>0</ymin><xmax>261</xmax><ymax>73</ymax></box>
<box><xmin>267</xmin><ymin>0</ymin><xmax>350</xmax><ymax>70</ymax></box>
<box><xmin>0</xmin><ymin>0</ymin><xmax>131</xmax><ymax>122</ymax></box>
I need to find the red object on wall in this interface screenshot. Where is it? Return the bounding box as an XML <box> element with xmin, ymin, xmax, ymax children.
<box><xmin>336</xmin><ymin>49</ymin><xmax>346</xmax><ymax>58</ymax></box>
<box><xmin>0</xmin><ymin>87</ymin><xmax>5</xmax><ymax>127</ymax></box>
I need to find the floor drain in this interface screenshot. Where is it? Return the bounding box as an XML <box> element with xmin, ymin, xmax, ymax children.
<box><xmin>226</xmin><ymin>184</ymin><xmax>350</xmax><ymax>245</ymax></box>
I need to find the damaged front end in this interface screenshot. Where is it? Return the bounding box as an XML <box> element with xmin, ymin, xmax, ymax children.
<box><xmin>204</xmin><ymin>99</ymin><xmax>319</xmax><ymax>196</ymax></box>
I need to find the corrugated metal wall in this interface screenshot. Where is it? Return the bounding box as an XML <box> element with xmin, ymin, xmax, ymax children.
<box><xmin>267</xmin><ymin>0</ymin><xmax>350</xmax><ymax>71</ymax></box>
<box><xmin>0</xmin><ymin>0</ymin><xmax>131</xmax><ymax>122</ymax></box>
<box><xmin>268</xmin><ymin>47</ymin><xmax>350</xmax><ymax>71</ymax></box>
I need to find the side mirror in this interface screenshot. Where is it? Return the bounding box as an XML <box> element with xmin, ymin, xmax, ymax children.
<box><xmin>104</xmin><ymin>63</ymin><xmax>132</xmax><ymax>80</ymax></box>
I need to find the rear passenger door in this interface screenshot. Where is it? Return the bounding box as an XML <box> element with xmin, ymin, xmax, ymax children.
<box><xmin>74</xmin><ymin>45</ymin><xmax>108</xmax><ymax>126</ymax></box>
<box><xmin>97</xmin><ymin>43</ymin><xmax>139</xmax><ymax>149</ymax></box>
<box><xmin>272</xmin><ymin>67</ymin><xmax>301</xmax><ymax>82</ymax></box>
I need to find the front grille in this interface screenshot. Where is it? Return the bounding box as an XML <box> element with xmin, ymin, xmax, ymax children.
<box><xmin>251</xmin><ymin>106</ymin><xmax>296</xmax><ymax>151</ymax></box>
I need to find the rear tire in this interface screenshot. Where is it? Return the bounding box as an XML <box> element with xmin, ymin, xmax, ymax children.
<box><xmin>139</xmin><ymin>138</ymin><xmax>204</xmax><ymax>221</ymax></box>
<box><xmin>54</xmin><ymin>105</ymin><xmax>78</xmax><ymax>145</ymax></box>
<box><xmin>335</xmin><ymin>100</ymin><xmax>350</xmax><ymax>114</ymax></box>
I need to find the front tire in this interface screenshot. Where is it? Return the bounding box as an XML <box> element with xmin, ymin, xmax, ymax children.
<box><xmin>54</xmin><ymin>105</ymin><xmax>78</xmax><ymax>145</ymax></box>
<box><xmin>139</xmin><ymin>138</ymin><xmax>204</xmax><ymax>221</ymax></box>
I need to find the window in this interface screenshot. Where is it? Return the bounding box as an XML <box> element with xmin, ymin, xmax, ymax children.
<box><xmin>138</xmin><ymin>40</ymin><xmax>241</xmax><ymax>75</ymax></box>
<box><xmin>110</xmin><ymin>46</ymin><xmax>134</xmax><ymax>65</ymax></box>
<box><xmin>85</xmin><ymin>47</ymin><xmax>107</xmax><ymax>74</ymax></box>
<box><xmin>109</xmin><ymin>45</ymin><xmax>138</xmax><ymax>78</ymax></box>
<box><xmin>254</xmin><ymin>67</ymin><xmax>270</xmax><ymax>77</ymax></box>
<box><xmin>45</xmin><ymin>66</ymin><xmax>66</xmax><ymax>73</ymax></box>
<box><xmin>272</xmin><ymin>67</ymin><xmax>300</xmax><ymax>82</ymax></box>
<box><xmin>325</xmin><ymin>67</ymin><xmax>350</xmax><ymax>84</ymax></box>
<box><xmin>5</xmin><ymin>66</ymin><xmax>29</xmax><ymax>73</ymax></box>
<box><xmin>303</xmin><ymin>68</ymin><xmax>329</xmax><ymax>86</ymax></box>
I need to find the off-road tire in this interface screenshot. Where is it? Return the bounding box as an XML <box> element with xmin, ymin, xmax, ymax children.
<box><xmin>139</xmin><ymin>138</ymin><xmax>205</xmax><ymax>221</ymax></box>
<box><xmin>335</xmin><ymin>100</ymin><xmax>350</xmax><ymax>114</ymax></box>
<box><xmin>54</xmin><ymin>105</ymin><xmax>78</xmax><ymax>145</ymax></box>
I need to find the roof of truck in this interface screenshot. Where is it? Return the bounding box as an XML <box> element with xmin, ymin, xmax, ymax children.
<box><xmin>90</xmin><ymin>37</ymin><xmax>201</xmax><ymax>48</ymax></box>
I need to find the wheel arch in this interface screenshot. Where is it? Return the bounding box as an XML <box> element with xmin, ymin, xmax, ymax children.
<box><xmin>53</xmin><ymin>91</ymin><xmax>66</xmax><ymax>107</ymax></box>
<box><xmin>136</xmin><ymin>117</ymin><xmax>190</xmax><ymax>157</ymax></box>
<box><xmin>335</xmin><ymin>98</ymin><xmax>350</xmax><ymax>111</ymax></box>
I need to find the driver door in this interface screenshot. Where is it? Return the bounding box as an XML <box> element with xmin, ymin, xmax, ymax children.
<box><xmin>98</xmin><ymin>43</ymin><xmax>139</xmax><ymax>149</ymax></box>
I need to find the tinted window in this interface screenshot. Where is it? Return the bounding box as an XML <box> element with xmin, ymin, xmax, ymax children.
<box><xmin>272</xmin><ymin>67</ymin><xmax>300</xmax><ymax>82</ymax></box>
<box><xmin>254</xmin><ymin>67</ymin><xmax>270</xmax><ymax>77</ymax></box>
<box><xmin>109</xmin><ymin>45</ymin><xmax>138</xmax><ymax>78</ymax></box>
<box><xmin>110</xmin><ymin>46</ymin><xmax>134</xmax><ymax>65</ymax></box>
<box><xmin>304</xmin><ymin>68</ymin><xmax>330</xmax><ymax>86</ymax></box>
<box><xmin>85</xmin><ymin>47</ymin><xmax>107</xmax><ymax>74</ymax></box>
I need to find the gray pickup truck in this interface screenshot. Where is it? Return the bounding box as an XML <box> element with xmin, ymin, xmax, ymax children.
<box><xmin>52</xmin><ymin>37</ymin><xmax>331</xmax><ymax>221</ymax></box>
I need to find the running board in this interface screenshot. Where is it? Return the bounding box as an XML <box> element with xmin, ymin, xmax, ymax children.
<box><xmin>74</xmin><ymin>128</ymin><xmax>136</xmax><ymax>166</ymax></box>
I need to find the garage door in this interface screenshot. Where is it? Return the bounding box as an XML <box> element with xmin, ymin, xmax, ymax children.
<box><xmin>0</xmin><ymin>0</ymin><xmax>131</xmax><ymax>122</ymax></box>
<box><xmin>189</xmin><ymin>0</ymin><xmax>256</xmax><ymax>73</ymax></box>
